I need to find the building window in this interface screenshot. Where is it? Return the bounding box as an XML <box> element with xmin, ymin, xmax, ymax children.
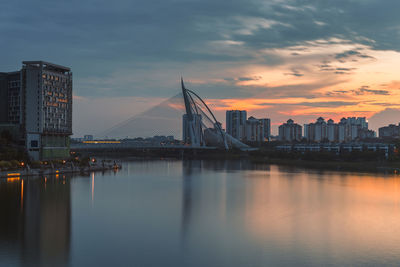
<box><xmin>31</xmin><ymin>140</ymin><xmax>38</xmax><ymax>148</ymax></box>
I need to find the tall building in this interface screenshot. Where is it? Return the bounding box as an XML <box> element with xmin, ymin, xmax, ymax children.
<box><xmin>338</xmin><ymin>117</ymin><xmax>369</xmax><ymax>142</ymax></box>
<box><xmin>278</xmin><ymin>119</ymin><xmax>302</xmax><ymax>142</ymax></box>
<box><xmin>245</xmin><ymin>116</ymin><xmax>263</xmax><ymax>142</ymax></box>
<box><xmin>304</xmin><ymin>116</ymin><xmax>373</xmax><ymax>143</ymax></box>
<box><xmin>327</xmin><ymin>119</ymin><xmax>338</xmax><ymax>142</ymax></box>
<box><xmin>259</xmin><ymin>118</ymin><xmax>271</xmax><ymax>141</ymax></box>
<box><xmin>0</xmin><ymin>61</ymin><xmax>73</xmax><ymax>160</ymax></box>
<box><xmin>379</xmin><ymin>123</ymin><xmax>400</xmax><ymax>139</ymax></box>
<box><xmin>244</xmin><ymin>117</ymin><xmax>271</xmax><ymax>142</ymax></box>
<box><xmin>304</xmin><ymin>117</ymin><xmax>327</xmax><ymax>142</ymax></box>
<box><xmin>226</xmin><ymin>110</ymin><xmax>247</xmax><ymax>141</ymax></box>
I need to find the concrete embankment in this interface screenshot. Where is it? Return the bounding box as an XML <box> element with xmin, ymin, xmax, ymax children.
<box><xmin>0</xmin><ymin>163</ymin><xmax>121</xmax><ymax>179</ymax></box>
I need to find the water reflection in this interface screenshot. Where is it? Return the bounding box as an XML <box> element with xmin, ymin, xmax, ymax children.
<box><xmin>2</xmin><ymin>161</ymin><xmax>400</xmax><ymax>266</ymax></box>
<box><xmin>0</xmin><ymin>176</ymin><xmax>71</xmax><ymax>266</ymax></box>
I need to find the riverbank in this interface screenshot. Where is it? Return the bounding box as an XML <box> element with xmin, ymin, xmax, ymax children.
<box><xmin>0</xmin><ymin>161</ymin><xmax>121</xmax><ymax>179</ymax></box>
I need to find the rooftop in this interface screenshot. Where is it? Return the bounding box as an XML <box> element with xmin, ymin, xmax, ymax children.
<box><xmin>22</xmin><ymin>61</ymin><xmax>70</xmax><ymax>73</ymax></box>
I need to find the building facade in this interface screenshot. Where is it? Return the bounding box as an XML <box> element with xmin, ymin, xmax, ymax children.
<box><xmin>0</xmin><ymin>61</ymin><xmax>73</xmax><ymax>161</ymax></box>
<box><xmin>226</xmin><ymin>110</ymin><xmax>247</xmax><ymax>141</ymax></box>
<box><xmin>278</xmin><ymin>119</ymin><xmax>302</xmax><ymax>142</ymax></box>
<box><xmin>379</xmin><ymin>123</ymin><xmax>400</xmax><ymax>139</ymax></box>
<box><xmin>305</xmin><ymin>117</ymin><xmax>373</xmax><ymax>143</ymax></box>
<box><xmin>244</xmin><ymin>117</ymin><xmax>271</xmax><ymax>142</ymax></box>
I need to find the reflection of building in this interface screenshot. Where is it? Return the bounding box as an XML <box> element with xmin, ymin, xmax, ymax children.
<box><xmin>379</xmin><ymin>123</ymin><xmax>400</xmax><ymax>139</ymax></box>
<box><xmin>226</xmin><ymin>110</ymin><xmax>247</xmax><ymax>141</ymax></box>
<box><xmin>0</xmin><ymin>176</ymin><xmax>71</xmax><ymax>266</ymax></box>
<box><xmin>0</xmin><ymin>61</ymin><xmax>73</xmax><ymax>160</ymax></box>
<box><xmin>279</xmin><ymin>119</ymin><xmax>302</xmax><ymax>142</ymax></box>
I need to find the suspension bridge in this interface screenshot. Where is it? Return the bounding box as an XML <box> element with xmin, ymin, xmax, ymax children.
<box><xmin>72</xmin><ymin>79</ymin><xmax>251</xmax><ymax>153</ymax></box>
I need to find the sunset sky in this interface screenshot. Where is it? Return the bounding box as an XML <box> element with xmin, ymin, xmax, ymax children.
<box><xmin>1</xmin><ymin>0</ymin><xmax>400</xmax><ymax>136</ymax></box>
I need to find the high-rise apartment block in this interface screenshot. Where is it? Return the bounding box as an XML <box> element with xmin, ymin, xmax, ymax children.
<box><xmin>226</xmin><ymin>111</ymin><xmax>270</xmax><ymax>142</ymax></box>
<box><xmin>304</xmin><ymin>117</ymin><xmax>374</xmax><ymax>143</ymax></box>
<box><xmin>244</xmin><ymin>117</ymin><xmax>271</xmax><ymax>142</ymax></box>
<box><xmin>0</xmin><ymin>61</ymin><xmax>73</xmax><ymax>160</ymax></box>
<box><xmin>278</xmin><ymin>119</ymin><xmax>302</xmax><ymax>142</ymax></box>
<box><xmin>226</xmin><ymin>110</ymin><xmax>247</xmax><ymax>141</ymax></box>
<box><xmin>379</xmin><ymin>123</ymin><xmax>400</xmax><ymax>139</ymax></box>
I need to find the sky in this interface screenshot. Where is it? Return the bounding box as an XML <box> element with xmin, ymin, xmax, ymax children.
<box><xmin>1</xmin><ymin>0</ymin><xmax>400</xmax><ymax>137</ymax></box>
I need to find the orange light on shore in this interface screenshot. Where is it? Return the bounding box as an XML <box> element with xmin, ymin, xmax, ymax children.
<box><xmin>7</xmin><ymin>173</ymin><xmax>21</xmax><ymax>177</ymax></box>
<box><xmin>7</xmin><ymin>177</ymin><xmax>20</xmax><ymax>182</ymax></box>
<box><xmin>83</xmin><ymin>141</ymin><xmax>121</xmax><ymax>144</ymax></box>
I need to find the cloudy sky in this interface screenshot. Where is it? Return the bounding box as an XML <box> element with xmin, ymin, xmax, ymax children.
<box><xmin>1</xmin><ymin>0</ymin><xmax>400</xmax><ymax>136</ymax></box>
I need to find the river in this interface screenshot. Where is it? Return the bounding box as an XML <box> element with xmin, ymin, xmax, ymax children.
<box><xmin>1</xmin><ymin>160</ymin><xmax>400</xmax><ymax>266</ymax></box>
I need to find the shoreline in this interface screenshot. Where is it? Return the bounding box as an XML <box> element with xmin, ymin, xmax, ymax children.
<box><xmin>0</xmin><ymin>163</ymin><xmax>121</xmax><ymax>179</ymax></box>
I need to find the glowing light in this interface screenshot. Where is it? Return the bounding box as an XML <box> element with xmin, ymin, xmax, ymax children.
<box><xmin>91</xmin><ymin>172</ymin><xmax>95</xmax><ymax>206</ymax></box>
<box><xmin>83</xmin><ymin>141</ymin><xmax>121</xmax><ymax>144</ymax></box>
<box><xmin>21</xmin><ymin>180</ymin><xmax>24</xmax><ymax>211</ymax></box>
<box><xmin>7</xmin><ymin>173</ymin><xmax>21</xmax><ymax>177</ymax></box>
<box><xmin>7</xmin><ymin>177</ymin><xmax>20</xmax><ymax>182</ymax></box>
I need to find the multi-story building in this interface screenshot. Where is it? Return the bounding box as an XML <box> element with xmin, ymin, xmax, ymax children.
<box><xmin>259</xmin><ymin>118</ymin><xmax>271</xmax><ymax>141</ymax></box>
<box><xmin>379</xmin><ymin>123</ymin><xmax>400</xmax><ymax>139</ymax></box>
<box><xmin>226</xmin><ymin>110</ymin><xmax>247</xmax><ymax>141</ymax></box>
<box><xmin>338</xmin><ymin>117</ymin><xmax>369</xmax><ymax>142</ymax></box>
<box><xmin>304</xmin><ymin>117</ymin><xmax>327</xmax><ymax>142</ymax></box>
<box><xmin>0</xmin><ymin>61</ymin><xmax>73</xmax><ymax>160</ymax></box>
<box><xmin>245</xmin><ymin>116</ymin><xmax>263</xmax><ymax>142</ymax></box>
<box><xmin>305</xmin><ymin>117</ymin><xmax>373</xmax><ymax>143</ymax></box>
<box><xmin>278</xmin><ymin>119</ymin><xmax>302</xmax><ymax>142</ymax></box>
<box><xmin>244</xmin><ymin>117</ymin><xmax>271</xmax><ymax>142</ymax></box>
<box><xmin>327</xmin><ymin>119</ymin><xmax>338</xmax><ymax>142</ymax></box>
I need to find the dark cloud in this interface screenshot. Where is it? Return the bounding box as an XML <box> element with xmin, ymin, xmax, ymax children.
<box><xmin>284</xmin><ymin>69</ymin><xmax>304</xmax><ymax>77</ymax></box>
<box><xmin>327</xmin><ymin>86</ymin><xmax>390</xmax><ymax>96</ymax></box>
<box><xmin>259</xmin><ymin>101</ymin><xmax>358</xmax><ymax>108</ymax></box>
<box><xmin>356</xmin><ymin>88</ymin><xmax>390</xmax><ymax>95</ymax></box>
<box><xmin>237</xmin><ymin>76</ymin><xmax>262</xmax><ymax>81</ymax></box>
<box><xmin>335</xmin><ymin>50</ymin><xmax>362</xmax><ymax>59</ymax></box>
<box><xmin>0</xmin><ymin>0</ymin><xmax>398</xmax><ymax>99</ymax></box>
<box><xmin>335</xmin><ymin>50</ymin><xmax>375</xmax><ymax>63</ymax></box>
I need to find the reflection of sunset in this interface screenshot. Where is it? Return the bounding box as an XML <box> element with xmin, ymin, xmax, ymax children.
<box><xmin>243</xmin><ymin>166</ymin><xmax>400</xmax><ymax>254</ymax></box>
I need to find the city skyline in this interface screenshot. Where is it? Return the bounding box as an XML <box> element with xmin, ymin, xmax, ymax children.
<box><xmin>1</xmin><ymin>0</ymin><xmax>400</xmax><ymax>136</ymax></box>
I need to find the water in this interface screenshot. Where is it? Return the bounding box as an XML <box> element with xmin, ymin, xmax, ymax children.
<box><xmin>1</xmin><ymin>160</ymin><xmax>400</xmax><ymax>266</ymax></box>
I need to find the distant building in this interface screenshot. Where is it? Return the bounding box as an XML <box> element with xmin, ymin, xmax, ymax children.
<box><xmin>327</xmin><ymin>119</ymin><xmax>338</xmax><ymax>142</ymax></box>
<box><xmin>304</xmin><ymin>117</ymin><xmax>328</xmax><ymax>142</ymax></box>
<box><xmin>305</xmin><ymin>117</ymin><xmax>373</xmax><ymax>143</ymax></box>
<box><xmin>338</xmin><ymin>117</ymin><xmax>369</xmax><ymax>142</ymax></box>
<box><xmin>226</xmin><ymin>110</ymin><xmax>247</xmax><ymax>141</ymax></box>
<box><xmin>0</xmin><ymin>61</ymin><xmax>73</xmax><ymax>160</ymax></box>
<box><xmin>379</xmin><ymin>123</ymin><xmax>400</xmax><ymax>139</ymax></box>
<box><xmin>244</xmin><ymin>116</ymin><xmax>271</xmax><ymax>142</ymax></box>
<box><xmin>279</xmin><ymin>119</ymin><xmax>302</xmax><ymax>142</ymax></box>
<box><xmin>84</xmin><ymin>135</ymin><xmax>94</xmax><ymax>141</ymax></box>
<box><xmin>259</xmin><ymin>118</ymin><xmax>271</xmax><ymax>141</ymax></box>
<box><xmin>245</xmin><ymin>116</ymin><xmax>263</xmax><ymax>142</ymax></box>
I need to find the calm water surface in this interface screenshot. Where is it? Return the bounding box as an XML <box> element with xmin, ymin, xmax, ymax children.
<box><xmin>1</xmin><ymin>160</ymin><xmax>400</xmax><ymax>266</ymax></box>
